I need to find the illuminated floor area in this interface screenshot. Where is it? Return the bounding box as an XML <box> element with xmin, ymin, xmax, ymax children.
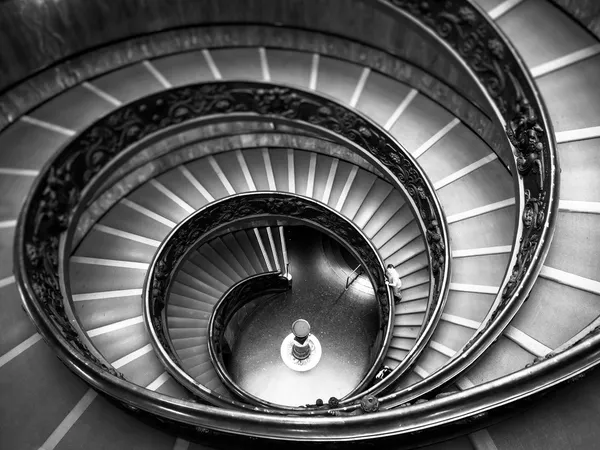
<box><xmin>227</xmin><ymin>227</ymin><xmax>380</xmax><ymax>406</ymax></box>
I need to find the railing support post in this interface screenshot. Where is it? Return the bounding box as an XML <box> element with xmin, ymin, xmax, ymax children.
<box><xmin>282</xmin><ymin>262</ymin><xmax>292</xmax><ymax>289</ymax></box>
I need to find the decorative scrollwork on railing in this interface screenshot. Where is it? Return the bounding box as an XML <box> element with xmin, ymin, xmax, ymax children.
<box><xmin>24</xmin><ymin>221</ymin><xmax>125</xmax><ymax>380</ymax></box>
<box><xmin>360</xmin><ymin>394</ymin><xmax>380</xmax><ymax>413</ymax></box>
<box><xmin>390</xmin><ymin>1</ymin><xmax>509</xmax><ymax>108</ymax></box>
<box><xmin>386</xmin><ymin>0</ymin><xmax>556</xmax><ymax>304</ymax></box>
<box><xmin>143</xmin><ymin>192</ymin><xmax>394</xmax><ymax>408</ymax></box>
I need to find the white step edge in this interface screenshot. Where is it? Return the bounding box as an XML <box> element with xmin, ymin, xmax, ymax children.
<box><xmin>488</xmin><ymin>0</ymin><xmax>524</xmax><ymax>20</ymax></box>
<box><xmin>531</xmin><ymin>44</ymin><xmax>600</xmax><ymax>78</ymax></box>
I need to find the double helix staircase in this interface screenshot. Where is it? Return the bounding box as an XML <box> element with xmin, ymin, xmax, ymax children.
<box><xmin>1</xmin><ymin>0</ymin><xmax>600</xmax><ymax>448</ymax></box>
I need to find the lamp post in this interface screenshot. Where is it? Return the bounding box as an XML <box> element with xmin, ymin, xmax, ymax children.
<box><xmin>291</xmin><ymin>319</ymin><xmax>311</xmax><ymax>360</ymax></box>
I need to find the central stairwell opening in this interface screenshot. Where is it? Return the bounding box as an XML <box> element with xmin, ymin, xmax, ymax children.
<box><xmin>225</xmin><ymin>225</ymin><xmax>381</xmax><ymax>406</ymax></box>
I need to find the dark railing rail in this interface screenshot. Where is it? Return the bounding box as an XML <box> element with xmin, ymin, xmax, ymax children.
<box><xmin>345</xmin><ymin>264</ymin><xmax>364</xmax><ymax>291</ymax></box>
<box><xmin>208</xmin><ymin>272</ymin><xmax>289</xmax><ymax>407</ymax></box>
<box><xmin>143</xmin><ymin>191</ymin><xmax>395</xmax><ymax>411</ymax></box>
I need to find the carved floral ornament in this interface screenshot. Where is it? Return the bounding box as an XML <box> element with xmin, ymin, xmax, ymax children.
<box><xmin>390</xmin><ymin>1</ymin><xmax>509</xmax><ymax>108</ymax></box>
<box><xmin>387</xmin><ymin>0</ymin><xmax>552</xmax><ymax>185</ymax></box>
<box><xmin>20</xmin><ymin>82</ymin><xmax>448</xmax><ymax>377</ymax></box>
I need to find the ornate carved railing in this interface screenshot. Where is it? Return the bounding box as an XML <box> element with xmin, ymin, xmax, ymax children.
<box><xmin>143</xmin><ymin>192</ymin><xmax>395</xmax><ymax>409</ymax></box>
<box><xmin>208</xmin><ymin>272</ymin><xmax>290</xmax><ymax>406</ymax></box>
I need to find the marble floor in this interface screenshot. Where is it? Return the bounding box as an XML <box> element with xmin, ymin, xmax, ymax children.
<box><xmin>227</xmin><ymin>226</ymin><xmax>381</xmax><ymax>407</ymax></box>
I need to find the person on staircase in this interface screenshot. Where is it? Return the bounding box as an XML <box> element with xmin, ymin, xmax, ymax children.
<box><xmin>385</xmin><ymin>264</ymin><xmax>402</xmax><ymax>304</ymax></box>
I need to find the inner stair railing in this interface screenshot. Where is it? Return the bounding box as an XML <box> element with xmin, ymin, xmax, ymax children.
<box><xmin>345</xmin><ymin>264</ymin><xmax>364</xmax><ymax>291</ymax></box>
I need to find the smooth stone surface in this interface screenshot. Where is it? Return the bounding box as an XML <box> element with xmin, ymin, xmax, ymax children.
<box><xmin>292</xmin><ymin>319</ymin><xmax>311</xmax><ymax>338</ymax></box>
<box><xmin>228</xmin><ymin>226</ymin><xmax>380</xmax><ymax>407</ymax></box>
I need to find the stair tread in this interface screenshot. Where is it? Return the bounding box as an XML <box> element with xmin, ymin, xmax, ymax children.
<box><xmin>167</xmin><ymin>304</ymin><xmax>211</xmax><ymax>321</ymax></box>
<box><xmin>210</xmin><ymin>237</ymin><xmax>250</xmax><ymax>280</ymax></box>
<box><xmin>175</xmin><ymin>270</ymin><xmax>224</xmax><ymax>299</ymax></box>
<box><xmin>221</xmin><ymin>233</ymin><xmax>257</xmax><ymax>277</ymax></box>
<box><xmin>198</xmin><ymin>243</ymin><xmax>242</xmax><ymax>285</ymax></box>
<box><xmin>171</xmin><ymin>281</ymin><xmax>220</xmax><ymax>305</ymax></box>
<box><xmin>169</xmin><ymin>293</ymin><xmax>217</xmax><ymax>314</ymax></box>
<box><xmin>234</xmin><ymin>229</ymin><xmax>267</xmax><ymax>273</ymax></box>
<box><xmin>385</xmin><ymin>347</ymin><xmax>408</xmax><ymax>363</ymax></box>
<box><xmin>190</xmin><ymin>250</ymin><xmax>236</xmax><ymax>289</ymax></box>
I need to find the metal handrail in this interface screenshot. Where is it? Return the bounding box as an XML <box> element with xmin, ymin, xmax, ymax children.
<box><xmin>207</xmin><ymin>272</ymin><xmax>290</xmax><ymax>408</ymax></box>
<box><xmin>345</xmin><ymin>264</ymin><xmax>364</xmax><ymax>290</ymax></box>
<box><xmin>17</xmin><ymin>80</ymin><xmax>447</xmax><ymax>419</ymax></box>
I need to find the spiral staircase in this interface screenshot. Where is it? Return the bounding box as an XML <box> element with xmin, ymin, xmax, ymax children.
<box><xmin>2</xmin><ymin>0</ymin><xmax>600</xmax><ymax>448</ymax></box>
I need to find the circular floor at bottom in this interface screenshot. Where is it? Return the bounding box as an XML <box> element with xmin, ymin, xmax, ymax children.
<box><xmin>226</xmin><ymin>227</ymin><xmax>381</xmax><ymax>407</ymax></box>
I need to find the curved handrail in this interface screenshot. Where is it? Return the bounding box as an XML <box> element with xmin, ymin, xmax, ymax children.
<box><xmin>207</xmin><ymin>271</ymin><xmax>290</xmax><ymax>407</ymax></box>
<box><xmin>143</xmin><ymin>191</ymin><xmax>395</xmax><ymax>411</ymax></box>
